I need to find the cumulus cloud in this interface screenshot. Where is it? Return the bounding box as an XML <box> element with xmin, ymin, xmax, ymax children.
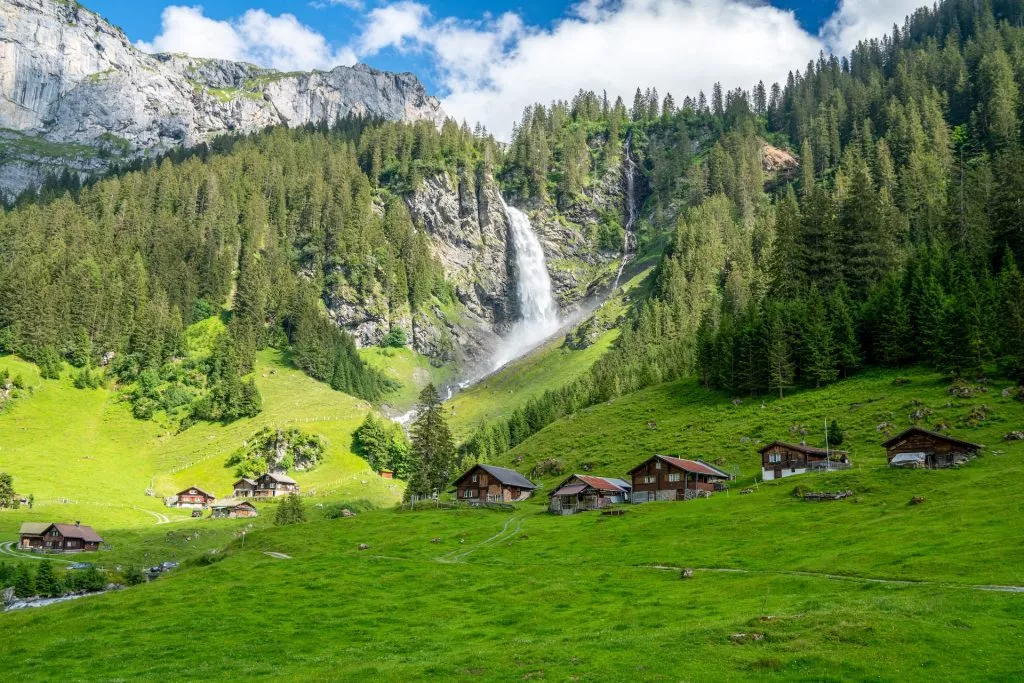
<box><xmin>357</xmin><ymin>2</ymin><xmax>431</xmax><ymax>54</ymax></box>
<box><xmin>821</xmin><ymin>0</ymin><xmax>925</xmax><ymax>55</ymax></box>
<box><xmin>136</xmin><ymin>5</ymin><xmax>356</xmax><ymax>72</ymax></box>
<box><xmin>366</xmin><ymin>0</ymin><xmax>824</xmax><ymax>139</ymax></box>
<box><xmin>310</xmin><ymin>0</ymin><xmax>364</xmax><ymax>9</ymax></box>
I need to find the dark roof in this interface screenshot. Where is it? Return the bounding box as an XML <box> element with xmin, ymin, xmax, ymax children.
<box><xmin>628</xmin><ymin>455</ymin><xmax>731</xmax><ymax>478</ymax></box>
<box><xmin>465</xmin><ymin>464</ymin><xmax>537</xmax><ymax>489</ymax></box>
<box><xmin>262</xmin><ymin>472</ymin><xmax>297</xmax><ymax>485</ymax></box>
<box><xmin>50</xmin><ymin>524</ymin><xmax>103</xmax><ymax>543</ymax></box>
<box><xmin>176</xmin><ymin>486</ymin><xmax>216</xmax><ymax>498</ymax></box>
<box><xmin>234</xmin><ymin>478</ymin><xmax>256</xmax><ymax>486</ymax></box>
<box><xmin>757</xmin><ymin>441</ymin><xmax>848</xmax><ymax>458</ymax></box>
<box><xmin>881</xmin><ymin>427</ymin><xmax>982</xmax><ymax>451</ymax></box>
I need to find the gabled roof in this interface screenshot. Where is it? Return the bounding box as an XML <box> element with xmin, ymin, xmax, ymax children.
<box><xmin>551</xmin><ymin>484</ymin><xmax>587</xmax><ymax>497</ymax></box>
<box><xmin>234</xmin><ymin>478</ymin><xmax>256</xmax><ymax>487</ymax></box>
<box><xmin>19</xmin><ymin>522</ymin><xmax>50</xmax><ymax>536</ymax></box>
<box><xmin>550</xmin><ymin>474</ymin><xmax>632</xmax><ymax>497</ymax></box>
<box><xmin>757</xmin><ymin>441</ymin><xmax>848</xmax><ymax>458</ymax></box>
<box><xmin>881</xmin><ymin>426</ymin><xmax>982</xmax><ymax>451</ymax></box>
<box><xmin>261</xmin><ymin>472</ymin><xmax>297</xmax><ymax>485</ymax></box>
<box><xmin>50</xmin><ymin>524</ymin><xmax>103</xmax><ymax>543</ymax></box>
<box><xmin>463</xmin><ymin>464</ymin><xmax>537</xmax><ymax>490</ymax></box>
<box><xmin>628</xmin><ymin>455</ymin><xmax>731</xmax><ymax>479</ymax></box>
<box><xmin>212</xmin><ymin>500</ymin><xmax>256</xmax><ymax>510</ymax></box>
<box><xmin>176</xmin><ymin>486</ymin><xmax>216</xmax><ymax>499</ymax></box>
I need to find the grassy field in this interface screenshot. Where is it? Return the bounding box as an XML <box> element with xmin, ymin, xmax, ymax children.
<box><xmin>0</xmin><ymin>349</ymin><xmax>402</xmax><ymax>540</ymax></box>
<box><xmin>2</xmin><ymin>369</ymin><xmax>1023</xmax><ymax>679</ymax></box>
<box><xmin>361</xmin><ymin>346</ymin><xmax>455</xmax><ymax>414</ymax></box>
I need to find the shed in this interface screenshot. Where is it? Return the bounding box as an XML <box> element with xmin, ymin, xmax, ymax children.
<box><xmin>758</xmin><ymin>441</ymin><xmax>850</xmax><ymax>481</ymax></box>
<box><xmin>883</xmin><ymin>427</ymin><xmax>982</xmax><ymax>469</ymax></box>
<box><xmin>549</xmin><ymin>474</ymin><xmax>631</xmax><ymax>514</ymax></box>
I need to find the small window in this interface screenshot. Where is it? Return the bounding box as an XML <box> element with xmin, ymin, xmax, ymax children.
<box><xmin>471</xmin><ymin>474</ymin><xmax>478</xmax><ymax>483</ymax></box>
<box><xmin>643</xmin><ymin>475</ymin><xmax>656</xmax><ymax>484</ymax></box>
<box><xmin>668</xmin><ymin>472</ymin><xmax>681</xmax><ymax>482</ymax></box>
<box><xmin>768</xmin><ymin>453</ymin><xmax>781</xmax><ymax>464</ymax></box>
<box><xmin>655</xmin><ymin>461</ymin><xmax>662</xmax><ymax>469</ymax></box>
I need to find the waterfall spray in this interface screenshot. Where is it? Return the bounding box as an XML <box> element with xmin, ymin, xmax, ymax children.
<box><xmin>490</xmin><ymin>200</ymin><xmax>561</xmax><ymax>372</ymax></box>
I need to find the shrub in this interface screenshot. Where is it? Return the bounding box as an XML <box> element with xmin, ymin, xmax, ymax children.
<box><xmin>35</xmin><ymin>560</ymin><xmax>63</xmax><ymax>597</ymax></box>
<box><xmin>122</xmin><ymin>566</ymin><xmax>146</xmax><ymax>586</ymax></box>
<box><xmin>68</xmin><ymin>566</ymin><xmax>106</xmax><ymax>592</ymax></box>
<box><xmin>531</xmin><ymin>458</ymin><xmax>564</xmax><ymax>478</ymax></box>
<box><xmin>324</xmin><ymin>499</ymin><xmax>377</xmax><ymax>519</ymax></box>
<box><xmin>132</xmin><ymin>398</ymin><xmax>157</xmax><ymax>420</ymax></box>
<box><xmin>14</xmin><ymin>564</ymin><xmax>35</xmax><ymax>598</ymax></box>
<box><xmin>275</xmin><ymin>493</ymin><xmax>307</xmax><ymax>526</ymax></box>
<box><xmin>382</xmin><ymin>327</ymin><xmax>407</xmax><ymax>348</ymax></box>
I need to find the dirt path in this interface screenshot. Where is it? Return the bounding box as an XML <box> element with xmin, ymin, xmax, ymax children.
<box><xmin>436</xmin><ymin>513</ymin><xmax>525</xmax><ymax>564</ymax></box>
<box><xmin>641</xmin><ymin>564</ymin><xmax>1024</xmax><ymax>593</ymax></box>
<box><xmin>0</xmin><ymin>541</ymin><xmax>74</xmax><ymax>564</ymax></box>
<box><xmin>134</xmin><ymin>507</ymin><xmax>173</xmax><ymax>525</ymax></box>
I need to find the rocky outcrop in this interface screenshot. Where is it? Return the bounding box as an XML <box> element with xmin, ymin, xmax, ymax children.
<box><xmin>0</xmin><ymin>0</ymin><xmax>446</xmax><ymax>199</ymax></box>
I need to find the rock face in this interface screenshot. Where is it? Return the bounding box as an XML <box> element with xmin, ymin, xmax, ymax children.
<box><xmin>0</xmin><ymin>0</ymin><xmax>446</xmax><ymax>199</ymax></box>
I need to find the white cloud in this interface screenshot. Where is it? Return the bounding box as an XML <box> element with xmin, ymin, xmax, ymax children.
<box><xmin>310</xmin><ymin>0</ymin><xmax>364</xmax><ymax>9</ymax></box>
<box><xmin>363</xmin><ymin>0</ymin><xmax>824</xmax><ymax>139</ymax></box>
<box><xmin>357</xmin><ymin>2</ymin><xmax>431</xmax><ymax>54</ymax></box>
<box><xmin>137</xmin><ymin>5</ymin><xmax>356</xmax><ymax>72</ymax></box>
<box><xmin>821</xmin><ymin>0</ymin><xmax>925</xmax><ymax>55</ymax></box>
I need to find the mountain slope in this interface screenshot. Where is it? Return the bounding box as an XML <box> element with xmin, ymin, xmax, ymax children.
<box><xmin>0</xmin><ymin>0</ymin><xmax>444</xmax><ymax>199</ymax></box>
<box><xmin>2</xmin><ymin>369</ymin><xmax>1023</xmax><ymax>678</ymax></box>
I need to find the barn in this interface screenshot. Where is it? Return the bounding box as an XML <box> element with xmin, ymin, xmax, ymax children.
<box><xmin>549</xmin><ymin>474</ymin><xmax>631</xmax><ymax>514</ymax></box>
<box><xmin>758</xmin><ymin>441</ymin><xmax>850</xmax><ymax>481</ymax></box>
<box><xmin>883</xmin><ymin>427</ymin><xmax>982</xmax><ymax>469</ymax></box>
<box><xmin>629</xmin><ymin>455</ymin><xmax>731</xmax><ymax>503</ymax></box>
<box><xmin>453</xmin><ymin>464</ymin><xmax>537</xmax><ymax>503</ymax></box>
<box><xmin>210</xmin><ymin>501</ymin><xmax>259</xmax><ymax>519</ymax></box>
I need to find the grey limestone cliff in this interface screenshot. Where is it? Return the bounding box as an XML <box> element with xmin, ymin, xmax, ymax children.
<box><xmin>0</xmin><ymin>0</ymin><xmax>446</xmax><ymax>199</ymax></box>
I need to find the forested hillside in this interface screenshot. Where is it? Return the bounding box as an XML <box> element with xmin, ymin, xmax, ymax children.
<box><xmin>463</xmin><ymin>0</ymin><xmax>1024</xmax><ymax>462</ymax></box>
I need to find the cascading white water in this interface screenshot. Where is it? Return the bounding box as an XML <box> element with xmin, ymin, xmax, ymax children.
<box><xmin>612</xmin><ymin>132</ymin><xmax>639</xmax><ymax>289</ymax></box>
<box><xmin>490</xmin><ymin>201</ymin><xmax>561</xmax><ymax>371</ymax></box>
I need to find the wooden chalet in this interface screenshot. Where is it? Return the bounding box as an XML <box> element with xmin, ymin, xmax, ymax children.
<box><xmin>758</xmin><ymin>441</ymin><xmax>850</xmax><ymax>481</ymax></box>
<box><xmin>253</xmin><ymin>472</ymin><xmax>299</xmax><ymax>498</ymax></box>
<box><xmin>233</xmin><ymin>478</ymin><xmax>257</xmax><ymax>498</ymax></box>
<box><xmin>19</xmin><ymin>522</ymin><xmax>103</xmax><ymax>553</ymax></box>
<box><xmin>453</xmin><ymin>464</ymin><xmax>537</xmax><ymax>503</ymax></box>
<box><xmin>174</xmin><ymin>486</ymin><xmax>216</xmax><ymax>509</ymax></box>
<box><xmin>210</xmin><ymin>501</ymin><xmax>258</xmax><ymax>519</ymax></box>
<box><xmin>549</xmin><ymin>474</ymin><xmax>631</xmax><ymax>514</ymax></box>
<box><xmin>629</xmin><ymin>455</ymin><xmax>731</xmax><ymax>503</ymax></box>
<box><xmin>883</xmin><ymin>427</ymin><xmax>982</xmax><ymax>469</ymax></box>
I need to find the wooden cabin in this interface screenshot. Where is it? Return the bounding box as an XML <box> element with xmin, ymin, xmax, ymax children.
<box><xmin>20</xmin><ymin>523</ymin><xmax>103</xmax><ymax>553</ymax></box>
<box><xmin>549</xmin><ymin>474</ymin><xmax>631</xmax><ymax>514</ymax></box>
<box><xmin>253</xmin><ymin>472</ymin><xmax>299</xmax><ymax>498</ymax></box>
<box><xmin>233</xmin><ymin>478</ymin><xmax>257</xmax><ymax>498</ymax></box>
<box><xmin>758</xmin><ymin>441</ymin><xmax>850</xmax><ymax>481</ymax></box>
<box><xmin>883</xmin><ymin>427</ymin><xmax>982</xmax><ymax>469</ymax></box>
<box><xmin>453</xmin><ymin>464</ymin><xmax>537</xmax><ymax>503</ymax></box>
<box><xmin>18</xmin><ymin>523</ymin><xmax>49</xmax><ymax>550</ymax></box>
<box><xmin>629</xmin><ymin>455</ymin><xmax>731</xmax><ymax>503</ymax></box>
<box><xmin>210</xmin><ymin>501</ymin><xmax>258</xmax><ymax>519</ymax></box>
<box><xmin>174</xmin><ymin>486</ymin><xmax>216</xmax><ymax>509</ymax></box>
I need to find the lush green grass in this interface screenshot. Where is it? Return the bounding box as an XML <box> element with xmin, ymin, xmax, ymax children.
<box><xmin>496</xmin><ymin>367</ymin><xmax>1024</xmax><ymax>490</ymax></box>
<box><xmin>360</xmin><ymin>346</ymin><xmax>455</xmax><ymax>414</ymax></box>
<box><xmin>3</xmin><ymin>448</ymin><xmax>1024</xmax><ymax>679</ymax></box>
<box><xmin>0</xmin><ymin>349</ymin><xmax>402</xmax><ymax>539</ymax></box>
<box><xmin>3</xmin><ymin>369</ymin><xmax>1023</xmax><ymax>679</ymax></box>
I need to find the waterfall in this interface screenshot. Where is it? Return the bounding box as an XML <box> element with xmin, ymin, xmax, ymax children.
<box><xmin>490</xmin><ymin>200</ymin><xmax>561</xmax><ymax>371</ymax></box>
<box><xmin>612</xmin><ymin>132</ymin><xmax>639</xmax><ymax>289</ymax></box>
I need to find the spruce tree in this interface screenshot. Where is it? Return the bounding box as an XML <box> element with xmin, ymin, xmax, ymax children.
<box><xmin>406</xmin><ymin>384</ymin><xmax>455</xmax><ymax>500</ymax></box>
<box><xmin>765</xmin><ymin>304</ymin><xmax>794</xmax><ymax>399</ymax></box>
<box><xmin>35</xmin><ymin>560</ymin><xmax>62</xmax><ymax>597</ymax></box>
<box><xmin>802</xmin><ymin>284</ymin><xmax>838</xmax><ymax>387</ymax></box>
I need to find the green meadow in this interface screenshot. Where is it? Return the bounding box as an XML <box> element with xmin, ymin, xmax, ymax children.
<box><xmin>1</xmin><ymin>367</ymin><xmax>1023</xmax><ymax>679</ymax></box>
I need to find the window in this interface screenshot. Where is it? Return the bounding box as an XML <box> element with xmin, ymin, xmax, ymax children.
<box><xmin>642</xmin><ymin>475</ymin><xmax>656</xmax><ymax>484</ymax></box>
<box><xmin>471</xmin><ymin>474</ymin><xmax>478</xmax><ymax>483</ymax></box>
<box><xmin>463</xmin><ymin>489</ymin><xmax>477</xmax><ymax>498</ymax></box>
<box><xmin>655</xmin><ymin>461</ymin><xmax>662</xmax><ymax>469</ymax></box>
<box><xmin>768</xmin><ymin>453</ymin><xmax>781</xmax><ymax>464</ymax></box>
<box><xmin>667</xmin><ymin>472</ymin><xmax>681</xmax><ymax>482</ymax></box>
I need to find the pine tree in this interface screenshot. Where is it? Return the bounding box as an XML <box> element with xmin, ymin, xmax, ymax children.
<box><xmin>765</xmin><ymin>304</ymin><xmax>794</xmax><ymax>399</ymax></box>
<box><xmin>274</xmin><ymin>493</ymin><xmax>306</xmax><ymax>526</ymax></box>
<box><xmin>14</xmin><ymin>564</ymin><xmax>35</xmax><ymax>598</ymax></box>
<box><xmin>802</xmin><ymin>284</ymin><xmax>837</xmax><ymax>387</ymax></box>
<box><xmin>35</xmin><ymin>560</ymin><xmax>62</xmax><ymax>597</ymax></box>
<box><xmin>406</xmin><ymin>384</ymin><xmax>455</xmax><ymax>500</ymax></box>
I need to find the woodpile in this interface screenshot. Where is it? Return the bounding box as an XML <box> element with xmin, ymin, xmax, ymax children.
<box><xmin>802</xmin><ymin>490</ymin><xmax>854</xmax><ymax>501</ymax></box>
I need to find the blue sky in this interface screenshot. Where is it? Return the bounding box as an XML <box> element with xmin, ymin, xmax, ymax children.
<box><xmin>84</xmin><ymin>0</ymin><xmax>924</xmax><ymax>137</ymax></box>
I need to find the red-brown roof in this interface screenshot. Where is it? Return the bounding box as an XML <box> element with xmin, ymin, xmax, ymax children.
<box><xmin>757</xmin><ymin>441</ymin><xmax>848</xmax><ymax>458</ymax></box>
<box><xmin>50</xmin><ymin>524</ymin><xmax>103</xmax><ymax>543</ymax></box>
<box><xmin>881</xmin><ymin>427</ymin><xmax>982</xmax><ymax>451</ymax></box>
<box><xmin>176</xmin><ymin>486</ymin><xmax>216</xmax><ymax>499</ymax></box>
<box><xmin>628</xmin><ymin>455</ymin><xmax>730</xmax><ymax>478</ymax></box>
<box><xmin>574</xmin><ymin>475</ymin><xmax>629</xmax><ymax>492</ymax></box>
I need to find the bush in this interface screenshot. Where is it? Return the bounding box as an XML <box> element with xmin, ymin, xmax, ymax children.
<box><xmin>122</xmin><ymin>566</ymin><xmax>146</xmax><ymax>586</ymax></box>
<box><xmin>531</xmin><ymin>458</ymin><xmax>564</xmax><ymax>478</ymax></box>
<box><xmin>274</xmin><ymin>493</ymin><xmax>307</xmax><ymax>526</ymax></box>
<box><xmin>68</xmin><ymin>566</ymin><xmax>106</xmax><ymax>592</ymax></box>
<box><xmin>323</xmin><ymin>499</ymin><xmax>377</xmax><ymax>519</ymax></box>
<box><xmin>132</xmin><ymin>398</ymin><xmax>157</xmax><ymax>420</ymax></box>
<box><xmin>382</xmin><ymin>327</ymin><xmax>407</xmax><ymax>348</ymax></box>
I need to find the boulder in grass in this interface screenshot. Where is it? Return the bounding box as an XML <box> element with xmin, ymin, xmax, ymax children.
<box><xmin>358</xmin><ymin>543</ymin><xmax>369</xmax><ymax>551</ymax></box>
<box><xmin>1004</xmin><ymin>431</ymin><xmax>1024</xmax><ymax>442</ymax></box>
<box><xmin>910</xmin><ymin>496</ymin><xmax>926</xmax><ymax>505</ymax></box>
<box><xmin>680</xmin><ymin>568</ymin><xmax>694</xmax><ymax>579</ymax></box>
